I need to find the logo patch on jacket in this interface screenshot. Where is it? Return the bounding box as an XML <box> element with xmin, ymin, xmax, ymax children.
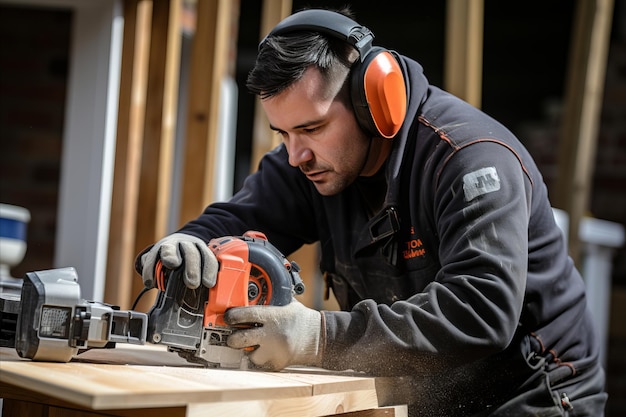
<box><xmin>402</xmin><ymin>226</ymin><xmax>427</xmax><ymax>260</ymax></box>
<box><xmin>463</xmin><ymin>166</ymin><xmax>500</xmax><ymax>201</ymax></box>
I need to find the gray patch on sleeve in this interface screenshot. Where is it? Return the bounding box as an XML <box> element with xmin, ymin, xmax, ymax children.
<box><xmin>463</xmin><ymin>167</ymin><xmax>500</xmax><ymax>202</ymax></box>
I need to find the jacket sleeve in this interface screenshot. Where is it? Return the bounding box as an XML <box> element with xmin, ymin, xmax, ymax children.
<box><xmin>178</xmin><ymin>145</ymin><xmax>319</xmax><ymax>255</ymax></box>
<box><xmin>321</xmin><ymin>141</ymin><xmax>533</xmax><ymax>376</ymax></box>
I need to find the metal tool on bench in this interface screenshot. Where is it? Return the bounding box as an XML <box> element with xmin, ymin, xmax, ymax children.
<box><xmin>0</xmin><ymin>267</ymin><xmax>147</xmax><ymax>362</ymax></box>
<box><xmin>0</xmin><ymin>232</ymin><xmax>305</xmax><ymax>368</ymax></box>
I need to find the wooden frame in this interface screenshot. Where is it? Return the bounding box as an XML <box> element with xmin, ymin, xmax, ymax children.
<box><xmin>444</xmin><ymin>0</ymin><xmax>484</xmax><ymax>108</ymax></box>
<box><xmin>554</xmin><ymin>0</ymin><xmax>614</xmax><ymax>264</ymax></box>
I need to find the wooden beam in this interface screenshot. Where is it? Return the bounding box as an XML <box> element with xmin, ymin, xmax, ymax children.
<box><xmin>178</xmin><ymin>0</ymin><xmax>238</xmax><ymax>226</ymax></box>
<box><xmin>105</xmin><ymin>0</ymin><xmax>152</xmax><ymax>308</ymax></box>
<box><xmin>554</xmin><ymin>0</ymin><xmax>614</xmax><ymax>266</ymax></box>
<box><xmin>132</xmin><ymin>0</ymin><xmax>183</xmax><ymax>310</ymax></box>
<box><xmin>250</xmin><ymin>0</ymin><xmax>292</xmax><ymax>170</ymax></box>
<box><xmin>444</xmin><ymin>0</ymin><xmax>484</xmax><ymax>108</ymax></box>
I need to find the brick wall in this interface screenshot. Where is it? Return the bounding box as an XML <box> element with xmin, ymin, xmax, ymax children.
<box><xmin>519</xmin><ymin>17</ymin><xmax>626</xmax><ymax>417</ymax></box>
<box><xmin>0</xmin><ymin>5</ymin><xmax>71</xmax><ymax>277</ymax></box>
<box><xmin>520</xmin><ymin>35</ymin><xmax>626</xmax><ymax>287</ymax></box>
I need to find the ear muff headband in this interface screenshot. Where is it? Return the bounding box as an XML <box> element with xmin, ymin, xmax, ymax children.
<box><xmin>264</xmin><ymin>9</ymin><xmax>376</xmax><ymax>56</ymax></box>
<box><xmin>264</xmin><ymin>9</ymin><xmax>407</xmax><ymax>138</ymax></box>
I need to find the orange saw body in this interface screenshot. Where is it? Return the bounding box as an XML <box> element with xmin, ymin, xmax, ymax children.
<box><xmin>147</xmin><ymin>231</ymin><xmax>304</xmax><ymax>368</ymax></box>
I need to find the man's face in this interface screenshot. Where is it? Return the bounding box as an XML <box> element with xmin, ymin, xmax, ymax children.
<box><xmin>261</xmin><ymin>67</ymin><xmax>371</xmax><ymax>196</ymax></box>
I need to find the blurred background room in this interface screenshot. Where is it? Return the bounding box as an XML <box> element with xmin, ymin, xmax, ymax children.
<box><xmin>1</xmin><ymin>0</ymin><xmax>624</xmax><ymax>414</ymax></box>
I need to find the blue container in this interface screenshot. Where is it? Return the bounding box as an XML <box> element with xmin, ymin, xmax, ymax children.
<box><xmin>0</xmin><ymin>204</ymin><xmax>30</xmax><ymax>241</ymax></box>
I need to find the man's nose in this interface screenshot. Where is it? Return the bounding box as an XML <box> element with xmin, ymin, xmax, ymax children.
<box><xmin>286</xmin><ymin>136</ymin><xmax>313</xmax><ymax>167</ymax></box>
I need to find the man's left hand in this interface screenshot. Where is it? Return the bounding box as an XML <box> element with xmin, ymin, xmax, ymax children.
<box><xmin>224</xmin><ymin>300</ymin><xmax>323</xmax><ymax>370</ymax></box>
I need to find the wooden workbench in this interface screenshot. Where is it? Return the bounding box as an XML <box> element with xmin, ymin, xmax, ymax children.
<box><xmin>0</xmin><ymin>344</ymin><xmax>406</xmax><ymax>417</ymax></box>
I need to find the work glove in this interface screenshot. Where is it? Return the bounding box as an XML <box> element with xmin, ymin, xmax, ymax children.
<box><xmin>224</xmin><ymin>300</ymin><xmax>323</xmax><ymax>371</ymax></box>
<box><xmin>136</xmin><ymin>233</ymin><xmax>218</xmax><ymax>289</ymax></box>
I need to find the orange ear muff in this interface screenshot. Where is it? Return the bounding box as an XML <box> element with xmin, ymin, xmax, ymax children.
<box><xmin>363</xmin><ymin>51</ymin><xmax>407</xmax><ymax>138</ymax></box>
<box><xmin>351</xmin><ymin>49</ymin><xmax>407</xmax><ymax>139</ymax></box>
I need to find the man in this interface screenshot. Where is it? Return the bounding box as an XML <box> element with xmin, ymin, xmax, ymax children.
<box><xmin>136</xmin><ymin>8</ymin><xmax>607</xmax><ymax>416</ymax></box>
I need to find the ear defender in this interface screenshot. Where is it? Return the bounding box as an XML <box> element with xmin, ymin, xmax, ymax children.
<box><xmin>351</xmin><ymin>48</ymin><xmax>407</xmax><ymax>139</ymax></box>
<box><xmin>264</xmin><ymin>9</ymin><xmax>407</xmax><ymax>138</ymax></box>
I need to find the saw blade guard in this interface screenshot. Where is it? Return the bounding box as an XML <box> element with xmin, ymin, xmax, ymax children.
<box><xmin>146</xmin><ymin>231</ymin><xmax>304</xmax><ymax>366</ymax></box>
<box><xmin>205</xmin><ymin>233</ymin><xmax>295</xmax><ymax>327</ymax></box>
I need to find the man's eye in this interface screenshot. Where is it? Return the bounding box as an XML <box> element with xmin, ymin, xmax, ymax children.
<box><xmin>304</xmin><ymin>126</ymin><xmax>320</xmax><ymax>134</ymax></box>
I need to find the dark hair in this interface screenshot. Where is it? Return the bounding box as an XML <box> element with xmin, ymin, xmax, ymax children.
<box><xmin>246</xmin><ymin>8</ymin><xmax>358</xmax><ymax>100</ymax></box>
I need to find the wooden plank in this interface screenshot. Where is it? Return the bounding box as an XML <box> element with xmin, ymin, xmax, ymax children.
<box><xmin>2</xmin><ymin>398</ymin><xmax>47</xmax><ymax>417</ymax></box>
<box><xmin>554</xmin><ymin>0</ymin><xmax>614</xmax><ymax>265</ymax></box>
<box><xmin>0</xmin><ymin>361</ymin><xmax>307</xmax><ymax>410</ymax></box>
<box><xmin>132</xmin><ymin>0</ymin><xmax>183</xmax><ymax>310</ymax></box>
<box><xmin>47</xmin><ymin>408</ymin><xmax>105</xmax><ymax>417</ymax></box>
<box><xmin>186</xmin><ymin>390</ymin><xmax>378</xmax><ymax>417</ymax></box>
<box><xmin>1</xmin><ymin>381</ymin><xmax>186</xmax><ymax>417</ymax></box>
<box><xmin>105</xmin><ymin>0</ymin><xmax>153</xmax><ymax>309</ymax></box>
<box><xmin>178</xmin><ymin>0</ymin><xmax>238</xmax><ymax>225</ymax></box>
<box><xmin>444</xmin><ymin>0</ymin><xmax>484</xmax><ymax>108</ymax></box>
<box><xmin>272</xmin><ymin>368</ymin><xmax>374</xmax><ymax>396</ymax></box>
<box><xmin>333</xmin><ymin>406</ymin><xmax>408</xmax><ymax>417</ymax></box>
<box><xmin>0</xmin><ymin>345</ymin><xmax>378</xmax><ymax>412</ymax></box>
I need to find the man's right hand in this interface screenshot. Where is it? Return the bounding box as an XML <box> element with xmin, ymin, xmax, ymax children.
<box><xmin>136</xmin><ymin>233</ymin><xmax>218</xmax><ymax>289</ymax></box>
